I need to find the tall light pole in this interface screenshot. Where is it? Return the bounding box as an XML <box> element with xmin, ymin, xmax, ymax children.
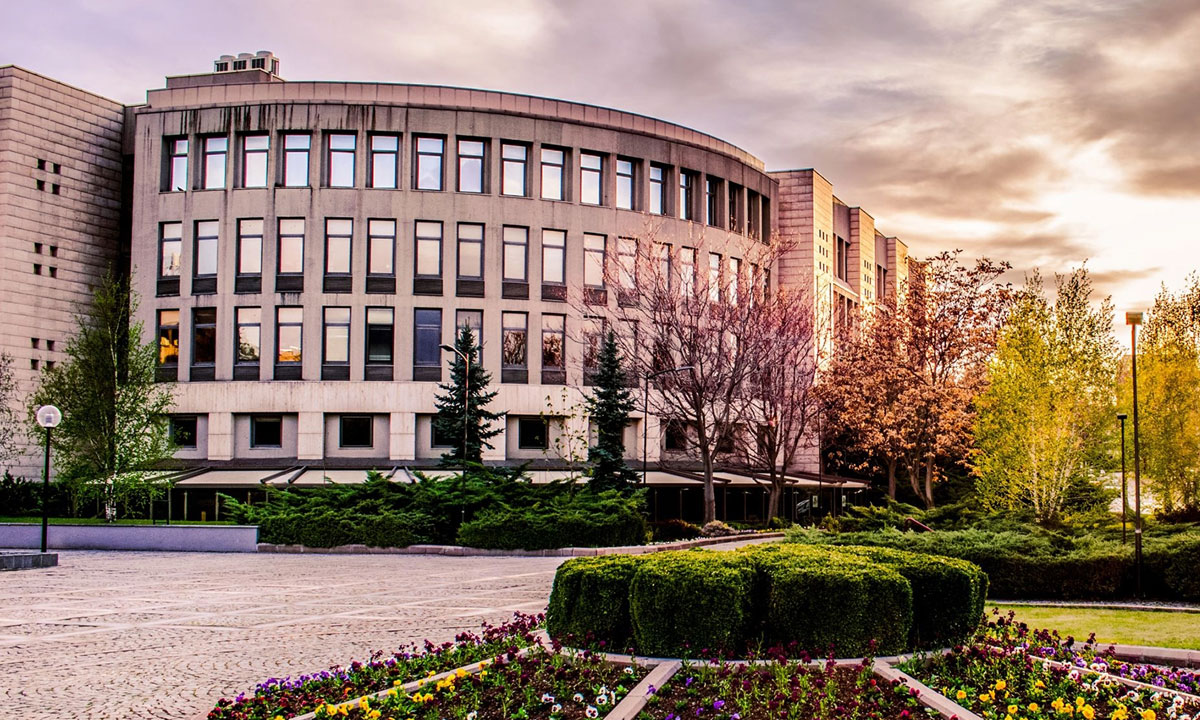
<box><xmin>1117</xmin><ymin>413</ymin><xmax>1128</xmax><ymax>544</ymax></box>
<box><xmin>642</xmin><ymin>365</ymin><xmax>693</xmax><ymax>485</ymax></box>
<box><xmin>1126</xmin><ymin>312</ymin><xmax>1144</xmax><ymax>596</ymax></box>
<box><xmin>440</xmin><ymin>344</ymin><xmax>470</xmax><ymax>477</ymax></box>
<box><xmin>35</xmin><ymin>405</ymin><xmax>62</xmax><ymax>554</ymax></box>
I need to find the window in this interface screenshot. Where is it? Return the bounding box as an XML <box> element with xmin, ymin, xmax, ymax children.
<box><xmin>542</xmin><ymin>314</ymin><xmax>565</xmax><ymax>369</ymax></box>
<box><xmin>159</xmin><ymin>222</ymin><xmax>182</xmax><ymax>277</ymax></box>
<box><xmin>237</xmin><ymin>219</ymin><xmax>263</xmax><ymax>276</ymax></box>
<box><xmin>616</xmin><ymin>158</ymin><xmax>635</xmax><ymax>210</ymax></box>
<box><xmin>583</xmin><ymin>316</ymin><xmax>605</xmax><ymax>372</ymax></box>
<box><xmin>502</xmin><ymin>312</ymin><xmax>528</xmax><ymax>368</ymax></box>
<box><xmin>679</xmin><ymin>170</ymin><xmax>696</xmax><ymax>220</ymax></box>
<box><xmin>415</xmin><ymin>221</ymin><xmax>442</xmax><ymax>277</ymax></box>
<box><xmin>728</xmin><ymin>184</ymin><xmax>742</xmax><ymax>234</ymax></box>
<box><xmin>457</xmin><ymin>139</ymin><xmax>485</xmax><ymax>193</ymax></box>
<box><xmin>327</xmin><ymin>133</ymin><xmax>356</xmax><ymax>187</ymax></box>
<box><xmin>366</xmin><ymin>308</ymin><xmax>394</xmax><ymax>365</ymax></box>
<box><xmin>457</xmin><ymin>223</ymin><xmax>484</xmax><ymax>279</ymax></box>
<box><xmin>236</xmin><ymin>307</ymin><xmax>261</xmax><ymax>364</ymax></box>
<box><xmin>242</xmin><ymin>135</ymin><xmax>269</xmax><ymax>188</ymax></box>
<box><xmin>194</xmin><ymin>221</ymin><xmax>219</xmax><ymax>277</ymax></box>
<box><xmin>339</xmin><ymin>416</ymin><xmax>373</xmax><ymax>448</ymax></box>
<box><xmin>664</xmin><ymin>420</ymin><xmax>689</xmax><ymax>451</ymax></box>
<box><xmin>414</xmin><ymin>136</ymin><xmax>444</xmax><ymax>190</ymax></box>
<box><xmin>728</xmin><ymin>257</ymin><xmax>741</xmax><ymax>304</ymax></box>
<box><xmin>157</xmin><ymin>310</ymin><xmax>180</xmax><ymax>365</ymax></box>
<box><xmin>277</xmin><ymin>218</ymin><xmax>304</xmax><ymax>274</ymax></box>
<box><xmin>503</xmin><ymin>226</ymin><xmax>528</xmax><ymax>281</ymax></box>
<box><xmin>369</xmin><ymin>135</ymin><xmax>399</xmax><ymax>188</ymax></box>
<box><xmin>580</xmin><ymin>152</ymin><xmax>603</xmax><ymax>205</ymax></box>
<box><xmin>202</xmin><ymin>136</ymin><xmax>227</xmax><ymax>189</ymax></box>
<box><xmin>836</xmin><ymin>237</ymin><xmax>850</xmax><ymax>282</ymax></box>
<box><xmin>192</xmin><ymin>308</ymin><xmax>217</xmax><ymax>366</ymax></box>
<box><xmin>250</xmin><ymin>416</ymin><xmax>282</xmax><ymax>448</ymax></box>
<box><xmin>414</xmin><ymin>309</ymin><xmax>442</xmax><ymax>367</ymax></box>
<box><xmin>617</xmin><ymin>237</ymin><xmax>637</xmax><ymax>292</ymax></box>
<box><xmin>655</xmin><ymin>242</ymin><xmax>672</xmax><ymax>290</ymax></box>
<box><xmin>167</xmin><ymin>138</ymin><xmax>188</xmax><ymax>191</ymax></box>
<box><xmin>501</xmin><ymin>143</ymin><xmax>528</xmax><ymax>196</ymax></box>
<box><xmin>325</xmin><ymin>219</ymin><xmax>352</xmax><ymax>275</ymax></box>
<box><xmin>584</xmin><ymin>233</ymin><xmax>606</xmax><ymax>287</ymax></box>
<box><xmin>276</xmin><ymin>307</ymin><xmax>303</xmax><ymax>363</ymax></box>
<box><xmin>169</xmin><ymin>416</ymin><xmax>197</xmax><ymax>449</ymax></box>
<box><xmin>649</xmin><ymin>164</ymin><xmax>667</xmax><ymax>215</ymax></box>
<box><xmin>748</xmin><ymin>190</ymin><xmax>762</xmax><ymax>239</ymax></box>
<box><xmin>323</xmin><ymin>307</ymin><xmax>351</xmax><ymax>365</ymax></box>
<box><xmin>431</xmin><ymin>421</ymin><xmax>457</xmax><ymax>448</ymax></box>
<box><xmin>541</xmin><ymin>229</ymin><xmax>566</xmax><ymax>284</ymax></box>
<box><xmin>282</xmin><ymin>134</ymin><xmax>310</xmax><ymax>187</ymax></box>
<box><xmin>517</xmin><ymin>417</ymin><xmax>548</xmax><ymax>450</ymax></box>
<box><xmin>456</xmin><ymin>310</ymin><xmax>483</xmax><ymax>356</ymax></box>
<box><xmin>705</xmin><ymin>176</ymin><xmax>721</xmax><ymax>226</ymax></box>
<box><xmin>540</xmin><ymin>147</ymin><xmax>565</xmax><ymax>200</ymax></box>
<box><xmin>680</xmin><ymin>247</ymin><xmax>696</xmax><ymax>295</ymax></box>
<box><xmin>709</xmin><ymin>253</ymin><xmax>722</xmax><ymax>302</ymax></box>
<box><xmin>877</xmin><ymin>265</ymin><xmax>888</xmax><ymax>300</ymax></box>
<box><xmin>367</xmin><ymin>219</ymin><xmax>396</xmax><ymax>276</ymax></box>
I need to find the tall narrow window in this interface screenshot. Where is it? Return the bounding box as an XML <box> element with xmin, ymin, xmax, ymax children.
<box><xmin>709</xmin><ymin>252</ymin><xmax>722</xmax><ymax>302</ymax></box>
<box><xmin>158</xmin><ymin>310</ymin><xmax>180</xmax><ymax>366</ymax></box>
<box><xmin>323</xmin><ymin>307</ymin><xmax>351</xmax><ymax>367</ymax></box>
<box><xmin>705</xmin><ymin>176</ymin><xmax>721</xmax><ymax>226</ymax></box>
<box><xmin>583</xmin><ymin>316</ymin><xmax>605</xmax><ymax>380</ymax></box>
<box><xmin>502</xmin><ymin>312</ymin><xmax>528</xmax><ymax>371</ymax></box>
<box><xmin>159</xmin><ymin>222</ymin><xmax>182</xmax><ymax>277</ymax></box>
<box><xmin>541</xmin><ymin>229</ymin><xmax>566</xmax><ymax>284</ymax></box>
<box><xmin>728</xmin><ymin>183</ymin><xmax>742</xmax><ymax>234</ymax></box>
<box><xmin>457</xmin><ymin>223</ymin><xmax>484</xmax><ymax>279</ymax></box>
<box><xmin>617</xmin><ymin>237</ymin><xmax>637</xmax><ymax>295</ymax></box>
<box><xmin>414</xmin><ymin>136</ymin><xmax>444</xmax><ymax>190</ymax></box>
<box><xmin>580</xmin><ymin>152</ymin><xmax>603</xmax><ymax>205</ymax></box>
<box><xmin>584</xmin><ymin>233</ymin><xmax>606</xmax><ymax>287</ymax></box>
<box><xmin>369</xmin><ymin>135</ymin><xmax>399</xmax><ymax>188</ymax></box>
<box><xmin>501</xmin><ymin>143</ymin><xmax>528</xmax><ymax>196</ymax></box>
<box><xmin>367</xmin><ymin>219</ymin><xmax>396</xmax><ymax>276</ymax></box>
<box><xmin>748</xmin><ymin>190</ymin><xmax>762</xmax><ymax>239</ymax></box>
<box><xmin>415</xmin><ymin>221</ymin><xmax>443</xmax><ymax>277</ymax></box>
<box><xmin>728</xmin><ymin>257</ymin><xmax>741</xmax><ymax>304</ymax></box>
<box><xmin>277</xmin><ymin>218</ymin><xmax>305</xmax><ymax>275</ymax></box>
<box><xmin>276</xmin><ymin>307</ymin><xmax>303</xmax><ymax>364</ymax></box>
<box><xmin>616</xmin><ymin>158</ymin><xmax>635</xmax><ymax>210</ymax></box>
<box><xmin>457</xmin><ymin>139</ymin><xmax>485</xmax><ymax>193</ymax></box>
<box><xmin>202</xmin><ymin>136</ymin><xmax>227</xmax><ymax>190</ymax></box>
<box><xmin>324</xmin><ymin>219</ymin><xmax>352</xmax><ymax>275</ymax></box>
<box><xmin>503</xmin><ymin>226</ymin><xmax>528</xmax><ymax>281</ymax></box>
<box><xmin>542</xmin><ymin>313</ymin><xmax>565</xmax><ymax>384</ymax></box>
<box><xmin>242</xmin><ymin>135</ymin><xmax>269</xmax><ymax>188</ymax></box>
<box><xmin>366</xmin><ymin>308</ymin><xmax>394</xmax><ymax>366</ymax></box>
<box><xmin>680</xmin><ymin>247</ymin><xmax>696</xmax><ymax>296</ymax></box>
<box><xmin>282</xmin><ymin>134</ymin><xmax>310</xmax><ymax>187</ymax></box>
<box><xmin>679</xmin><ymin>170</ymin><xmax>695</xmax><ymax>221</ymax></box>
<box><xmin>456</xmin><ymin>310</ymin><xmax>483</xmax><ymax>356</ymax></box>
<box><xmin>194</xmin><ymin>220</ymin><xmax>219</xmax><ymax>278</ymax></box>
<box><xmin>540</xmin><ymin>147</ymin><xmax>565</xmax><ymax>200</ymax></box>
<box><xmin>237</xmin><ymin>219</ymin><xmax>263</xmax><ymax>276</ymax></box>
<box><xmin>649</xmin><ymin>164</ymin><xmax>667</xmax><ymax>215</ymax></box>
<box><xmin>167</xmin><ymin>138</ymin><xmax>188</xmax><ymax>191</ymax></box>
<box><xmin>328</xmin><ymin>133</ymin><xmax>356</xmax><ymax>187</ymax></box>
<box><xmin>192</xmin><ymin>308</ymin><xmax>217</xmax><ymax>375</ymax></box>
<box><xmin>413</xmin><ymin>308</ymin><xmax>442</xmax><ymax>368</ymax></box>
<box><xmin>235</xmin><ymin>307</ymin><xmax>262</xmax><ymax>368</ymax></box>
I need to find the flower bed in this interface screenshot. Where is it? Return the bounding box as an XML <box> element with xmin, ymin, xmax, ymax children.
<box><xmin>311</xmin><ymin>640</ymin><xmax>648</xmax><ymax>720</ymax></box>
<box><xmin>636</xmin><ymin>654</ymin><xmax>926</xmax><ymax>720</ymax></box>
<box><xmin>207</xmin><ymin>613</ymin><xmax>541</xmax><ymax>720</ymax></box>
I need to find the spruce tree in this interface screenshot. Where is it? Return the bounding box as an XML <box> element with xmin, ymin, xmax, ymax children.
<box><xmin>586</xmin><ymin>330</ymin><xmax>639</xmax><ymax>492</ymax></box>
<box><xmin>433</xmin><ymin>325</ymin><xmax>502</xmax><ymax>467</ymax></box>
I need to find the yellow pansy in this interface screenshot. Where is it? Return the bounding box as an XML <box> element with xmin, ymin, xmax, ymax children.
<box><xmin>956</xmin><ymin>690</ymin><xmax>968</xmax><ymax>701</ymax></box>
<box><xmin>1083</xmin><ymin>706</ymin><xmax>1095</xmax><ymax>720</ymax></box>
<box><xmin>996</xmin><ymin>681</ymin><xmax>1008</xmax><ymax>691</ymax></box>
<box><xmin>1029</xmin><ymin>703</ymin><xmax>1040</xmax><ymax>712</ymax></box>
<box><xmin>1141</xmin><ymin>711</ymin><xmax>1156</xmax><ymax>720</ymax></box>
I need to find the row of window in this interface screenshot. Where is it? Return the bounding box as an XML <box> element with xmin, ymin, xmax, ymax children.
<box><xmin>161</xmin><ymin>132</ymin><xmax>770</xmax><ymax>237</ymax></box>
<box><xmin>156</xmin><ymin>306</ymin><xmax>619</xmax><ymax>383</ymax></box>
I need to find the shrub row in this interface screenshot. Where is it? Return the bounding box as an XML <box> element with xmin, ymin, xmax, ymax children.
<box><xmin>786</xmin><ymin>529</ymin><xmax>1200</xmax><ymax>601</ymax></box>
<box><xmin>455</xmin><ymin>499</ymin><xmax>647</xmax><ymax>550</ymax></box>
<box><xmin>257</xmin><ymin>510</ymin><xmax>433</xmax><ymax>548</ymax></box>
<box><xmin>547</xmin><ymin>544</ymin><xmax>987</xmax><ymax>657</ymax></box>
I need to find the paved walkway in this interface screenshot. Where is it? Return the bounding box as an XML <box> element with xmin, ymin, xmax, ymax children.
<box><xmin>0</xmin><ymin>551</ymin><xmax>565</xmax><ymax>720</ymax></box>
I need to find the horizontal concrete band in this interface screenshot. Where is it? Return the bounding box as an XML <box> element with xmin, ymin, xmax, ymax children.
<box><xmin>0</xmin><ymin>551</ymin><xmax>58</xmax><ymax>570</ymax></box>
<box><xmin>0</xmin><ymin>523</ymin><xmax>259</xmax><ymax>552</ymax></box>
<box><xmin>256</xmin><ymin>532</ymin><xmax>785</xmax><ymax>557</ymax></box>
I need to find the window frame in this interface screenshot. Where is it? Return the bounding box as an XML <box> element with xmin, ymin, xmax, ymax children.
<box><xmin>236</xmin><ymin>218</ymin><xmax>264</xmax><ymax>277</ymax></box>
<box><xmin>541</xmin><ymin>229</ymin><xmax>566</xmax><ymax>285</ymax></box>
<box><xmin>169</xmin><ymin>415</ymin><xmax>198</xmax><ymax>449</ymax></box>
<box><xmin>679</xmin><ymin>169</ymin><xmax>696</xmax><ymax>221</ymax></box>
<box><xmin>281</xmin><ymin>133</ymin><xmax>311</xmax><ymax>187</ymax></box>
<box><xmin>191</xmin><ymin>307</ymin><xmax>217</xmax><ymax>367</ymax></box>
<box><xmin>584</xmin><ymin>233</ymin><xmax>607</xmax><ymax>288</ymax></box>
<box><xmin>517</xmin><ymin>417</ymin><xmax>549</xmax><ymax>450</ymax></box>
<box><xmin>235</xmin><ymin>306</ymin><xmax>262</xmax><ymax>365</ymax></box>
<box><xmin>501</xmin><ymin>142</ymin><xmax>529</xmax><ymax>197</ymax></box>
<box><xmin>193</xmin><ymin>220</ymin><xmax>219</xmax><ymax>278</ymax></box>
<box><xmin>456</xmin><ymin>138</ymin><xmax>487</xmax><ymax>193</ymax></box>
<box><xmin>166</xmin><ymin>137</ymin><xmax>188</xmax><ymax>192</ymax></box>
<box><xmin>502</xmin><ymin>225</ymin><xmax>529</xmax><ymax>282</ymax></box>
<box><xmin>157</xmin><ymin>309</ymin><xmax>180</xmax><ymax>366</ymax></box>
<box><xmin>241</xmin><ymin>134</ymin><xmax>269</xmax><ymax>188</ymax></box>
<box><xmin>367</xmin><ymin>218</ymin><xmax>397</xmax><ymax>277</ymax></box>
<box><xmin>275</xmin><ymin>306</ymin><xmax>304</xmax><ymax>365</ymax></box>
<box><xmin>413</xmin><ymin>308</ymin><xmax>443</xmax><ymax>368</ymax></box>
<box><xmin>326</xmin><ymin>132</ymin><xmax>357</xmax><ymax>188</ymax></box>
<box><xmin>324</xmin><ymin>218</ymin><xmax>353</xmax><ymax>277</ymax></box>
<box><xmin>368</xmin><ymin>134</ymin><xmax>400</xmax><ymax>189</ymax></box>
<box><xmin>413</xmin><ymin>135</ymin><xmax>445</xmax><ymax>191</ymax></box>
<box><xmin>540</xmin><ymin>146</ymin><xmax>566</xmax><ymax>200</ymax></box>
<box><xmin>649</xmin><ymin>163</ymin><xmax>668</xmax><ymax>215</ymax></box>
<box><xmin>502</xmin><ymin>311</ymin><xmax>529</xmax><ymax>369</ymax></box>
<box><xmin>322</xmin><ymin>306</ymin><xmax>351</xmax><ymax>366</ymax></box>
<box><xmin>339</xmin><ymin>415</ymin><xmax>374</xmax><ymax>448</ymax></box>
<box><xmin>201</xmin><ymin>135</ymin><xmax>228</xmax><ymax>190</ymax></box>
<box><xmin>615</xmin><ymin>157</ymin><xmax>636</xmax><ymax>210</ymax></box>
<box><xmin>580</xmin><ymin>152</ymin><xmax>604</xmax><ymax>205</ymax></box>
<box><xmin>159</xmin><ymin>222</ymin><xmax>182</xmax><ymax>278</ymax></box>
<box><xmin>414</xmin><ymin>220</ymin><xmax>443</xmax><ymax>278</ymax></box>
<box><xmin>365</xmin><ymin>307</ymin><xmax>395</xmax><ymax>365</ymax></box>
<box><xmin>541</xmin><ymin>313</ymin><xmax>566</xmax><ymax>370</ymax></box>
<box><xmin>277</xmin><ymin>218</ymin><xmax>305</xmax><ymax>275</ymax></box>
<box><xmin>250</xmin><ymin>415</ymin><xmax>283</xmax><ymax>448</ymax></box>
<box><xmin>456</xmin><ymin>223</ymin><xmax>484</xmax><ymax>280</ymax></box>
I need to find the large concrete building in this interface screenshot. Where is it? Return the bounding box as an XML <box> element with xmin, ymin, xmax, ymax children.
<box><xmin>1</xmin><ymin>54</ymin><xmax>909</xmax><ymax>521</ymax></box>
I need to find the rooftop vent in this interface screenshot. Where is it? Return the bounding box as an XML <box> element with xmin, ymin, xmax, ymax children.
<box><xmin>213</xmin><ymin>50</ymin><xmax>280</xmax><ymax>77</ymax></box>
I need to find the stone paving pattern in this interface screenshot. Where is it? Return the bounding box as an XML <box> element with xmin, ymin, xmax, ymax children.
<box><xmin>0</xmin><ymin>551</ymin><xmax>565</xmax><ymax>720</ymax></box>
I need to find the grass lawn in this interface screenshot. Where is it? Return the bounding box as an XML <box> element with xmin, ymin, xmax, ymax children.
<box><xmin>996</xmin><ymin>604</ymin><xmax>1200</xmax><ymax>650</ymax></box>
<box><xmin>0</xmin><ymin>516</ymin><xmax>234</xmax><ymax>525</ymax></box>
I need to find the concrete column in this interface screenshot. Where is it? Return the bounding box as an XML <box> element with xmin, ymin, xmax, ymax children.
<box><xmin>390</xmin><ymin>412</ymin><xmax>416</xmax><ymax>461</ymax></box>
<box><xmin>297</xmin><ymin>411</ymin><xmax>324</xmax><ymax>460</ymax></box>
<box><xmin>207</xmin><ymin>412</ymin><xmax>234</xmax><ymax>461</ymax></box>
<box><xmin>482</xmin><ymin>418</ymin><xmax>506</xmax><ymax>461</ymax></box>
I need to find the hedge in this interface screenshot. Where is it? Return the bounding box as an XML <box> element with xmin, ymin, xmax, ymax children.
<box><xmin>456</xmin><ymin>503</ymin><xmax>646</xmax><ymax>550</ymax></box>
<box><xmin>546</xmin><ymin>544</ymin><xmax>985</xmax><ymax>657</ymax></box>
<box><xmin>257</xmin><ymin>510</ymin><xmax>433</xmax><ymax>548</ymax></box>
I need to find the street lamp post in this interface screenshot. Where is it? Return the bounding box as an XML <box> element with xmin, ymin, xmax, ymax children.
<box><xmin>35</xmin><ymin>405</ymin><xmax>62</xmax><ymax>554</ymax></box>
<box><xmin>440</xmin><ymin>344</ymin><xmax>470</xmax><ymax>477</ymax></box>
<box><xmin>1117</xmin><ymin>413</ymin><xmax>1128</xmax><ymax>544</ymax></box>
<box><xmin>642</xmin><ymin>365</ymin><xmax>693</xmax><ymax>485</ymax></box>
<box><xmin>1126</xmin><ymin>312</ymin><xmax>1144</xmax><ymax>596</ymax></box>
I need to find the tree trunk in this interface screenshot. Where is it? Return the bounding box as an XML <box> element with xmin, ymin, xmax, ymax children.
<box><xmin>104</xmin><ymin>476</ymin><xmax>116</xmax><ymax>523</ymax></box>
<box><xmin>923</xmin><ymin>457</ymin><xmax>935</xmax><ymax>509</ymax></box>
<box><xmin>701</xmin><ymin>449</ymin><xmax>716</xmax><ymax>524</ymax></box>
<box><xmin>887</xmin><ymin>458</ymin><xmax>897</xmax><ymax>500</ymax></box>
<box><xmin>767</xmin><ymin>475</ymin><xmax>782</xmax><ymax>522</ymax></box>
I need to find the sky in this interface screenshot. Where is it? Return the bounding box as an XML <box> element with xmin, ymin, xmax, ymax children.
<box><xmin>5</xmin><ymin>0</ymin><xmax>1199</xmax><ymax>333</ymax></box>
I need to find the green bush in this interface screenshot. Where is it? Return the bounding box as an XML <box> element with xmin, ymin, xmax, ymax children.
<box><xmin>256</xmin><ymin>510</ymin><xmax>433</xmax><ymax>548</ymax></box>
<box><xmin>630</xmin><ymin>550</ymin><xmax>758</xmax><ymax>656</ymax></box>
<box><xmin>455</xmin><ymin>491</ymin><xmax>646</xmax><ymax>550</ymax></box>
<box><xmin>547</xmin><ymin>555</ymin><xmax>642</xmax><ymax>647</ymax></box>
<box><xmin>1145</xmin><ymin>537</ymin><xmax>1200</xmax><ymax>601</ymax></box>
<box><xmin>650</xmin><ymin>519</ymin><xmax>702</xmax><ymax>542</ymax></box>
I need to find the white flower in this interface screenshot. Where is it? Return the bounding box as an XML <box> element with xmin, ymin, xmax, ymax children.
<box><xmin>596</xmin><ymin>695</ymin><xmax>609</xmax><ymax>706</ymax></box>
<box><xmin>466</xmin><ymin>713</ymin><xmax>478</xmax><ymax>720</ymax></box>
<box><xmin>541</xmin><ymin>693</ymin><xmax>556</xmax><ymax>704</ymax></box>
<box><xmin>624</xmin><ymin>666</ymin><xmax>635</xmax><ymax>675</ymax></box>
<box><xmin>551</xmin><ymin>704</ymin><xmax>562</xmax><ymax>714</ymax></box>
<box><xmin>573</xmin><ymin>693</ymin><xmax>585</xmax><ymax>703</ymax></box>
<box><xmin>585</xmin><ymin>706</ymin><xmax>599</xmax><ymax>718</ymax></box>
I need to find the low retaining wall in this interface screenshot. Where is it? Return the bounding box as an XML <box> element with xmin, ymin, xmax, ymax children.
<box><xmin>0</xmin><ymin>551</ymin><xmax>58</xmax><ymax>570</ymax></box>
<box><xmin>257</xmin><ymin>532</ymin><xmax>785</xmax><ymax>556</ymax></box>
<box><xmin>0</xmin><ymin>523</ymin><xmax>259</xmax><ymax>553</ymax></box>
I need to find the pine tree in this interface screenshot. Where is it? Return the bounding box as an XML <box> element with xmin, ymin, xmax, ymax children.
<box><xmin>586</xmin><ymin>330</ymin><xmax>639</xmax><ymax>492</ymax></box>
<box><xmin>433</xmin><ymin>325</ymin><xmax>502</xmax><ymax>467</ymax></box>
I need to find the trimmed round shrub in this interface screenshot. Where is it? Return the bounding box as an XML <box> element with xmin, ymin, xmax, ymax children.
<box><xmin>630</xmin><ymin>550</ymin><xmax>758</xmax><ymax>656</ymax></box>
<box><xmin>546</xmin><ymin>555</ymin><xmax>641</xmax><ymax>647</ymax></box>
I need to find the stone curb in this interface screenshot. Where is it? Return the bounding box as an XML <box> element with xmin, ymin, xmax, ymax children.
<box><xmin>1031</xmin><ymin>654</ymin><xmax>1200</xmax><ymax>702</ymax></box>
<box><xmin>0</xmin><ymin>551</ymin><xmax>57</xmax><ymax>570</ymax></box>
<box><xmin>1107</xmin><ymin>643</ymin><xmax>1200</xmax><ymax>668</ymax></box>
<box><xmin>604</xmin><ymin>660</ymin><xmax>681</xmax><ymax>720</ymax></box>
<box><xmin>874</xmin><ymin>661</ymin><xmax>983</xmax><ymax>720</ymax></box>
<box><xmin>256</xmin><ymin>532</ymin><xmax>784</xmax><ymax>557</ymax></box>
<box><xmin>995</xmin><ymin>600</ymin><xmax>1200</xmax><ymax>614</ymax></box>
